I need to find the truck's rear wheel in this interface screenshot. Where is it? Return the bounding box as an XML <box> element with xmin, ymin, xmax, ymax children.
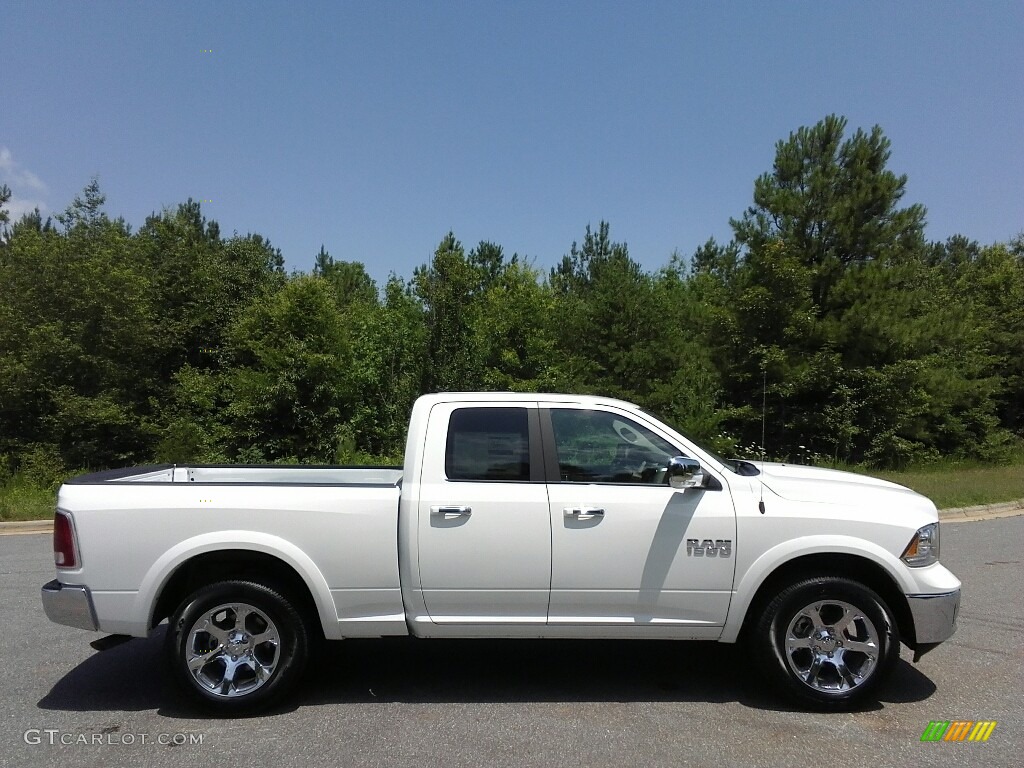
<box><xmin>753</xmin><ymin>576</ymin><xmax>899</xmax><ymax>710</ymax></box>
<box><xmin>166</xmin><ymin>580</ymin><xmax>310</xmax><ymax>714</ymax></box>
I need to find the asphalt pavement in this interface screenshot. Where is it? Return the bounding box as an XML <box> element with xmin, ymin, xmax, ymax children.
<box><xmin>1</xmin><ymin>516</ymin><xmax>1021</xmax><ymax>768</ymax></box>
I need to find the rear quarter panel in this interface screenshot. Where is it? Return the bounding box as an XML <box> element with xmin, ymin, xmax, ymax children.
<box><xmin>56</xmin><ymin>483</ymin><xmax>405</xmax><ymax>639</ymax></box>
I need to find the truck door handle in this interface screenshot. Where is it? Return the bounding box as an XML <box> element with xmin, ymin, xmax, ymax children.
<box><xmin>431</xmin><ymin>505</ymin><xmax>472</xmax><ymax>518</ymax></box>
<box><xmin>563</xmin><ymin>507</ymin><xmax>605</xmax><ymax>520</ymax></box>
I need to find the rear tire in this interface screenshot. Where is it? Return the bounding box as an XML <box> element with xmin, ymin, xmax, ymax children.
<box><xmin>752</xmin><ymin>576</ymin><xmax>899</xmax><ymax>710</ymax></box>
<box><xmin>166</xmin><ymin>580</ymin><xmax>310</xmax><ymax>714</ymax></box>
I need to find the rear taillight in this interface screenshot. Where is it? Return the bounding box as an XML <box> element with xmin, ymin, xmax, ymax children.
<box><xmin>54</xmin><ymin>511</ymin><xmax>78</xmax><ymax>569</ymax></box>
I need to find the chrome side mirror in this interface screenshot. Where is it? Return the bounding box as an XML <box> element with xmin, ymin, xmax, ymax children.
<box><xmin>666</xmin><ymin>456</ymin><xmax>703</xmax><ymax>489</ymax></box>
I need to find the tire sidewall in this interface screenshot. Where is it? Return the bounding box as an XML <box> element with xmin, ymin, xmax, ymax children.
<box><xmin>167</xmin><ymin>580</ymin><xmax>309</xmax><ymax>714</ymax></box>
<box><xmin>761</xmin><ymin>577</ymin><xmax>898</xmax><ymax>709</ymax></box>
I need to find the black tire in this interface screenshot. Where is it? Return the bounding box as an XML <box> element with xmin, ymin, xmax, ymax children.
<box><xmin>752</xmin><ymin>576</ymin><xmax>899</xmax><ymax>710</ymax></box>
<box><xmin>166</xmin><ymin>580</ymin><xmax>310</xmax><ymax>714</ymax></box>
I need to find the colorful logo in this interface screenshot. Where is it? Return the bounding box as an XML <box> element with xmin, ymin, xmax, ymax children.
<box><xmin>921</xmin><ymin>721</ymin><xmax>997</xmax><ymax>742</ymax></box>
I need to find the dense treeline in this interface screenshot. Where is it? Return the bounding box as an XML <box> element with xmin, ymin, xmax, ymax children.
<box><xmin>1</xmin><ymin>115</ymin><xmax>1021</xmax><ymax>484</ymax></box>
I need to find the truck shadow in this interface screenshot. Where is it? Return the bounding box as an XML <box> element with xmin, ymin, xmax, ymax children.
<box><xmin>37</xmin><ymin>630</ymin><xmax>937</xmax><ymax>717</ymax></box>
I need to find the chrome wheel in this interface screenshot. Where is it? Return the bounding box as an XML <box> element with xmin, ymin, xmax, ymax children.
<box><xmin>754</xmin><ymin>577</ymin><xmax>898</xmax><ymax>709</ymax></box>
<box><xmin>783</xmin><ymin>598</ymin><xmax>880</xmax><ymax>694</ymax></box>
<box><xmin>185</xmin><ymin>602</ymin><xmax>281</xmax><ymax>698</ymax></box>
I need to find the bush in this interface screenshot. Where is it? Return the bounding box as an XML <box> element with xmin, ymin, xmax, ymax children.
<box><xmin>864</xmin><ymin>431</ymin><xmax>938</xmax><ymax>471</ymax></box>
<box><xmin>19</xmin><ymin>444</ymin><xmax>72</xmax><ymax>490</ymax></box>
<box><xmin>970</xmin><ymin>429</ymin><xmax>1017</xmax><ymax>465</ymax></box>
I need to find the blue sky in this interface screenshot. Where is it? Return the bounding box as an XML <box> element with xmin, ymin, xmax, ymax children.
<box><xmin>2</xmin><ymin>1</ymin><xmax>1021</xmax><ymax>284</ymax></box>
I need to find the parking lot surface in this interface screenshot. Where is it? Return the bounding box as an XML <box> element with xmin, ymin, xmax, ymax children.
<box><xmin>2</xmin><ymin>516</ymin><xmax>1021</xmax><ymax>767</ymax></box>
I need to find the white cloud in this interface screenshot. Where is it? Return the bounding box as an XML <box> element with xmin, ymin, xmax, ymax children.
<box><xmin>5</xmin><ymin>198</ymin><xmax>48</xmax><ymax>220</ymax></box>
<box><xmin>0</xmin><ymin>147</ymin><xmax>49</xmax><ymax>195</ymax></box>
<box><xmin>0</xmin><ymin>147</ymin><xmax>49</xmax><ymax>221</ymax></box>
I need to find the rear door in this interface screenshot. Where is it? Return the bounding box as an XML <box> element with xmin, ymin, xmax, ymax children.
<box><xmin>416</xmin><ymin>402</ymin><xmax>552</xmax><ymax>624</ymax></box>
<box><xmin>542</xmin><ymin>404</ymin><xmax>736</xmax><ymax>628</ymax></box>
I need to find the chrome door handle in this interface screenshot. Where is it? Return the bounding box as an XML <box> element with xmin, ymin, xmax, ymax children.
<box><xmin>563</xmin><ymin>507</ymin><xmax>605</xmax><ymax>520</ymax></box>
<box><xmin>431</xmin><ymin>505</ymin><xmax>472</xmax><ymax>518</ymax></box>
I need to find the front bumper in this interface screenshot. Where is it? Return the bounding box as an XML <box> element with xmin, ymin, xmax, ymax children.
<box><xmin>41</xmin><ymin>579</ymin><xmax>98</xmax><ymax>631</ymax></box>
<box><xmin>907</xmin><ymin>587</ymin><xmax>960</xmax><ymax>657</ymax></box>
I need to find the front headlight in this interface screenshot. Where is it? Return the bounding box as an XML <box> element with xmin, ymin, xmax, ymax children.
<box><xmin>901</xmin><ymin>523</ymin><xmax>940</xmax><ymax>567</ymax></box>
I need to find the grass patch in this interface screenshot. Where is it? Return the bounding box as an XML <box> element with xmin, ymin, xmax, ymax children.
<box><xmin>846</xmin><ymin>461</ymin><xmax>1024</xmax><ymax>509</ymax></box>
<box><xmin>0</xmin><ymin>477</ymin><xmax>57</xmax><ymax>522</ymax></box>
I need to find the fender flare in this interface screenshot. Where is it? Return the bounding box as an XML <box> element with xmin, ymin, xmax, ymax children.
<box><xmin>136</xmin><ymin>530</ymin><xmax>341</xmax><ymax>640</ymax></box>
<box><xmin>720</xmin><ymin>534</ymin><xmax>913</xmax><ymax>643</ymax></box>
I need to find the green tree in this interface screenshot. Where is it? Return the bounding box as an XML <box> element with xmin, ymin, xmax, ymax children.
<box><xmin>475</xmin><ymin>260</ymin><xmax>564</xmax><ymax>392</ymax></box>
<box><xmin>950</xmin><ymin>238</ymin><xmax>1024</xmax><ymax>440</ymax></box>
<box><xmin>414</xmin><ymin>232</ymin><xmax>483</xmax><ymax>392</ymax></box>
<box><xmin>709</xmin><ymin>116</ymin><xmax>1007</xmax><ymax>465</ymax></box>
<box><xmin>0</xmin><ymin>183</ymin><xmax>11</xmax><ymax>240</ymax></box>
<box><xmin>137</xmin><ymin>202</ymin><xmax>285</xmax><ymax>383</ymax></box>
<box><xmin>320</xmin><ymin>259</ymin><xmax>379</xmax><ymax>314</ymax></box>
<box><xmin>642</xmin><ymin>256</ymin><xmax>728</xmax><ymax>447</ymax></box>
<box><xmin>549</xmin><ymin>222</ymin><xmax>646</xmax><ymax>394</ymax></box>
<box><xmin>731</xmin><ymin>114</ymin><xmax>926</xmax><ymax>310</ymax></box>
<box><xmin>346</xmin><ymin>276</ymin><xmax>428</xmax><ymax>457</ymax></box>
<box><xmin>0</xmin><ymin>181</ymin><xmax>156</xmax><ymax>469</ymax></box>
<box><xmin>218</xmin><ymin>276</ymin><xmax>354</xmax><ymax>462</ymax></box>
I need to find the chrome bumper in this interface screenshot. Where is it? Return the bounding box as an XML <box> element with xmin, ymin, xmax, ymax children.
<box><xmin>907</xmin><ymin>588</ymin><xmax>960</xmax><ymax>645</ymax></box>
<box><xmin>41</xmin><ymin>579</ymin><xmax>98</xmax><ymax>631</ymax></box>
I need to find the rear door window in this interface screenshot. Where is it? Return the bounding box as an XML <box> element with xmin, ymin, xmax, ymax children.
<box><xmin>445</xmin><ymin>407</ymin><xmax>531</xmax><ymax>482</ymax></box>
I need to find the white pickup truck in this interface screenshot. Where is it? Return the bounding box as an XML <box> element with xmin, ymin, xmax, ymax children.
<box><xmin>41</xmin><ymin>392</ymin><xmax>960</xmax><ymax>713</ymax></box>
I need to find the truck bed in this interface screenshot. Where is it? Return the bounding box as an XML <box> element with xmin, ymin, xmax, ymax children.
<box><xmin>56</xmin><ymin>463</ymin><xmax>407</xmax><ymax>639</ymax></box>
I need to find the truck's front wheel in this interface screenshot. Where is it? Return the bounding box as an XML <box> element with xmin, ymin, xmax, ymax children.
<box><xmin>166</xmin><ymin>580</ymin><xmax>310</xmax><ymax>714</ymax></box>
<box><xmin>753</xmin><ymin>576</ymin><xmax>899</xmax><ymax>710</ymax></box>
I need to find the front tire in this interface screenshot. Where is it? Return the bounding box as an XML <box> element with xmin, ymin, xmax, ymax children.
<box><xmin>166</xmin><ymin>580</ymin><xmax>310</xmax><ymax>714</ymax></box>
<box><xmin>753</xmin><ymin>576</ymin><xmax>899</xmax><ymax>710</ymax></box>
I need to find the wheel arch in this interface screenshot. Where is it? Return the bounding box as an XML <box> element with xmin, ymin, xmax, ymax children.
<box><xmin>725</xmin><ymin>550</ymin><xmax>917</xmax><ymax>649</ymax></box>
<box><xmin>141</xmin><ymin>533</ymin><xmax>339</xmax><ymax>640</ymax></box>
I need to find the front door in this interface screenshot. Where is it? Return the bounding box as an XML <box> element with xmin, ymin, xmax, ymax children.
<box><xmin>543</xmin><ymin>405</ymin><xmax>736</xmax><ymax>628</ymax></box>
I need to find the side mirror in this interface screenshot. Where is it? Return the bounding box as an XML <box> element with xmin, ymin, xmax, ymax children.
<box><xmin>666</xmin><ymin>456</ymin><xmax>703</xmax><ymax>490</ymax></box>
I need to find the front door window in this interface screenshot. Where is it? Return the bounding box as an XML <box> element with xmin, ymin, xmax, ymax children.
<box><xmin>550</xmin><ymin>408</ymin><xmax>680</xmax><ymax>484</ymax></box>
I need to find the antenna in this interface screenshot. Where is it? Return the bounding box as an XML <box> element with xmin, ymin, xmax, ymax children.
<box><xmin>759</xmin><ymin>364</ymin><xmax>766</xmax><ymax>514</ymax></box>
